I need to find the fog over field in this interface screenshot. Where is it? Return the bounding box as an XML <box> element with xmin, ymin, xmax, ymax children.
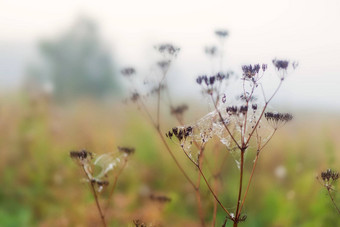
<box><xmin>1</xmin><ymin>0</ymin><xmax>340</xmax><ymax>110</ymax></box>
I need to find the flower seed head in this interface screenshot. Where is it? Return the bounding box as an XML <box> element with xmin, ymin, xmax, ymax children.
<box><xmin>70</xmin><ymin>150</ymin><xmax>93</xmax><ymax>161</ymax></box>
<box><xmin>121</xmin><ymin>67</ymin><xmax>136</xmax><ymax>77</ymax></box>
<box><xmin>321</xmin><ymin>169</ymin><xmax>339</xmax><ymax>182</ymax></box>
<box><xmin>265</xmin><ymin>112</ymin><xmax>293</xmax><ymax>129</ymax></box>
<box><xmin>171</xmin><ymin>104</ymin><xmax>188</xmax><ymax>116</ymax></box>
<box><xmin>118</xmin><ymin>146</ymin><xmax>135</xmax><ymax>155</ymax></box>
<box><xmin>215</xmin><ymin>29</ymin><xmax>229</xmax><ymax>38</ymax></box>
<box><xmin>272</xmin><ymin>59</ymin><xmax>289</xmax><ymax>71</ymax></box>
<box><xmin>150</xmin><ymin>194</ymin><xmax>172</xmax><ymax>203</ymax></box>
<box><xmin>205</xmin><ymin>46</ymin><xmax>217</xmax><ymax>56</ymax></box>
<box><xmin>155</xmin><ymin>43</ymin><xmax>180</xmax><ymax>56</ymax></box>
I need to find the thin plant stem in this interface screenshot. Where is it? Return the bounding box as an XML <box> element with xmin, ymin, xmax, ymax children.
<box><xmin>181</xmin><ymin>147</ymin><xmax>233</xmax><ymax>220</ymax></box>
<box><xmin>235</xmin><ymin>87</ymin><xmax>279</xmax><ymax>219</ymax></box>
<box><xmin>156</xmin><ymin>84</ymin><xmax>161</xmax><ymax>129</ymax></box>
<box><xmin>210</xmin><ymin>94</ymin><xmax>241</xmax><ymax>150</ymax></box>
<box><xmin>245</xmin><ymin>80</ymin><xmax>283</xmax><ymax>146</ymax></box>
<box><xmin>105</xmin><ymin>158</ymin><xmax>128</xmax><ymax>214</ymax></box>
<box><xmin>139</xmin><ymin>70</ymin><xmax>206</xmax><ymax>225</ymax></box>
<box><xmin>327</xmin><ymin>189</ymin><xmax>340</xmax><ymax>215</ymax></box>
<box><xmin>175</xmin><ymin>110</ymin><xmax>206</xmax><ymax>227</ymax></box>
<box><xmin>138</xmin><ymin>99</ymin><xmax>157</xmax><ymax>128</ymax></box>
<box><xmin>234</xmin><ymin>151</ymin><xmax>245</xmax><ymax>223</ymax></box>
<box><xmin>158</xmin><ymin>130</ymin><xmax>197</xmax><ymax>189</ymax></box>
<box><xmin>237</xmin><ymin>120</ymin><xmax>277</xmax><ymax>218</ymax></box>
<box><xmin>196</xmin><ymin>146</ymin><xmax>206</xmax><ymax>227</ymax></box>
<box><xmin>237</xmin><ymin>153</ymin><xmax>258</xmax><ymax>218</ymax></box>
<box><xmin>212</xmin><ymin>178</ymin><xmax>218</xmax><ymax>227</ymax></box>
<box><xmin>81</xmin><ymin>165</ymin><xmax>107</xmax><ymax>227</ymax></box>
<box><xmin>198</xmin><ymin>166</ymin><xmax>233</xmax><ymax>219</ymax></box>
<box><xmin>222</xmin><ymin>217</ymin><xmax>228</xmax><ymax>227</ymax></box>
<box><xmin>212</xmin><ymin>144</ymin><xmax>226</xmax><ymax>227</ymax></box>
<box><xmin>138</xmin><ymin>98</ymin><xmax>196</xmax><ymax>189</ymax></box>
<box><xmin>90</xmin><ymin>181</ymin><xmax>107</xmax><ymax>227</ymax></box>
<box><xmin>259</xmin><ymin>129</ymin><xmax>277</xmax><ymax>151</ymax></box>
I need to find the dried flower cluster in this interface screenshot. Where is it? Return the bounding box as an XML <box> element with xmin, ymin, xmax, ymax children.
<box><xmin>150</xmin><ymin>194</ymin><xmax>172</xmax><ymax>203</ymax></box>
<box><xmin>226</xmin><ymin>105</ymin><xmax>249</xmax><ymax>116</ymax></box>
<box><xmin>241</xmin><ymin>64</ymin><xmax>267</xmax><ymax>82</ymax></box>
<box><xmin>215</xmin><ymin>30</ymin><xmax>229</xmax><ymax>38</ymax></box>
<box><xmin>265</xmin><ymin>112</ymin><xmax>293</xmax><ymax>129</ymax></box>
<box><xmin>196</xmin><ymin>72</ymin><xmax>230</xmax><ymax>96</ymax></box>
<box><xmin>70</xmin><ymin>147</ymin><xmax>134</xmax><ymax>226</ymax></box>
<box><xmin>171</xmin><ymin>104</ymin><xmax>188</xmax><ymax>116</ymax></box>
<box><xmin>205</xmin><ymin>46</ymin><xmax>218</xmax><ymax>57</ymax></box>
<box><xmin>119</xmin><ymin>29</ymin><xmax>298</xmax><ymax>226</ymax></box>
<box><xmin>272</xmin><ymin>58</ymin><xmax>298</xmax><ymax>80</ymax></box>
<box><xmin>318</xmin><ymin>169</ymin><xmax>339</xmax><ymax>191</ymax></box>
<box><xmin>166</xmin><ymin>126</ymin><xmax>193</xmax><ymax>143</ymax></box>
<box><xmin>118</xmin><ymin>146</ymin><xmax>135</xmax><ymax>155</ymax></box>
<box><xmin>318</xmin><ymin>169</ymin><xmax>340</xmax><ymax>215</ymax></box>
<box><xmin>70</xmin><ymin>150</ymin><xmax>93</xmax><ymax>162</ymax></box>
<box><xmin>167</xmin><ymin>54</ymin><xmax>297</xmax><ymax>226</ymax></box>
<box><xmin>121</xmin><ymin>43</ymin><xmax>183</xmax><ymax>125</ymax></box>
<box><xmin>321</xmin><ymin>169</ymin><xmax>340</xmax><ymax>182</ymax></box>
<box><xmin>121</xmin><ymin>67</ymin><xmax>136</xmax><ymax>77</ymax></box>
<box><xmin>155</xmin><ymin>43</ymin><xmax>180</xmax><ymax>57</ymax></box>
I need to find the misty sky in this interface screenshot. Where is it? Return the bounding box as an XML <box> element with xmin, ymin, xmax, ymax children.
<box><xmin>1</xmin><ymin>0</ymin><xmax>340</xmax><ymax>110</ymax></box>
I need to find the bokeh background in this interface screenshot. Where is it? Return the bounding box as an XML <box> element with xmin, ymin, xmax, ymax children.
<box><xmin>1</xmin><ymin>0</ymin><xmax>340</xmax><ymax>226</ymax></box>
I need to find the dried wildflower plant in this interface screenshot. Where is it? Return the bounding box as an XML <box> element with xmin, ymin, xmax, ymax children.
<box><xmin>121</xmin><ymin>43</ymin><xmax>184</xmax><ymax>125</ymax></box>
<box><xmin>122</xmin><ymin>43</ymin><xmax>209</xmax><ymax>225</ymax></box>
<box><xmin>317</xmin><ymin>169</ymin><xmax>340</xmax><ymax>215</ymax></box>
<box><xmin>167</xmin><ymin>55</ymin><xmax>296</xmax><ymax>226</ymax></box>
<box><xmin>122</xmin><ymin>30</ymin><xmax>296</xmax><ymax>226</ymax></box>
<box><xmin>70</xmin><ymin>147</ymin><xmax>134</xmax><ymax>226</ymax></box>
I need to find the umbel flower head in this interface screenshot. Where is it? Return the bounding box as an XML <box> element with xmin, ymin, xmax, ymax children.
<box><xmin>265</xmin><ymin>112</ymin><xmax>293</xmax><ymax>129</ymax></box>
<box><xmin>166</xmin><ymin>126</ymin><xmax>193</xmax><ymax>143</ymax></box>
<box><xmin>121</xmin><ymin>67</ymin><xmax>136</xmax><ymax>77</ymax></box>
<box><xmin>318</xmin><ymin>169</ymin><xmax>339</xmax><ymax>192</ymax></box>
<box><xmin>70</xmin><ymin>147</ymin><xmax>135</xmax><ymax>192</ymax></box>
<box><xmin>321</xmin><ymin>169</ymin><xmax>339</xmax><ymax>182</ymax></box>
<box><xmin>204</xmin><ymin>46</ymin><xmax>217</xmax><ymax>57</ymax></box>
<box><xmin>70</xmin><ymin>150</ymin><xmax>93</xmax><ymax>165</ymax></box>
<box><xmin>241</xmin><ymin>64</ymin><xmax>267</xmax><ymax>82</ymax></box>
<box><xmin>196</xmin><ymin>72</ymin><xmax>229</xmax><ymax>95</ymax></box>
<box><xmin>272</xmin><ymin>58</ymin><xmax>299</xmax><ymax>80</ymax></box>
<box><xmin>118</xmin><ymin>146</ymin><xmax>135</xmax><ymax>156</ymax></box>
<box><xmin>154</xmin><ymin>43</ymin><xmax>180</xmax><ymax>57</ymax></box>
<box><xmin>215</xmin><ymin>29</ymin><xmax>229</xmax><ymax>38</ymax></box>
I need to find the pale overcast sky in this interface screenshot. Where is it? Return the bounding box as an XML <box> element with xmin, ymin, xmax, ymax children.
<box><xmin>0</xmin><ymin>0</ymin><xmax>340</xmax><ymax>110</ymax></box>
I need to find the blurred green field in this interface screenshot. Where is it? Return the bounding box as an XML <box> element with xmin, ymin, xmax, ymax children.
<box><xmin>1</xmin><ymin>93</ymin><xmax>340</xmax><ymax>227</ymax></box>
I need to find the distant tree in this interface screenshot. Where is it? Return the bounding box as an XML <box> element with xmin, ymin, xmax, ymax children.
<box><xmin>28</xmin><ymin>17</ymin><xmax>119</xmax><ymax>102</ymax></box>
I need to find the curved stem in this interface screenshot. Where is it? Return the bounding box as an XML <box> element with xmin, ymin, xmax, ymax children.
<box><xmin>105</xmin><ymin>158</ymin><xmax>128</xmax><ymax>213</ymax></box>
<box><xmin>138</xmin><ymin>96</ymin><xmax>196</xmax><ymax>189</ymax></box>
<box><xmin>245</xmin><ymin>80</ymin><xmax>282</xmax><ymax>146</ymax></box>
<box><xmin>259</xmin><ymin>129</ymin><xmax>277</xmax><ymax>151</ymax></box>
<box><xmin>90</xmin><ymin>181</ymin><xmax>107</xmax><ymax>227</ymax></box>
<box><xmin>82</xmin><ymin>165</ymin><xmax>106</xmax><ymax>227</ymax></box>
<box><xmin>181</xmin><ymin>147</ymin><xmax>232</xmax><ymax>219</ymax></box>
<box><xmin>237</xmin><ymin>153</ymin><xmax>259</xmax><ymax>218</ymax></box>
<box><xmin>156</xmin><ymin>84</ymin><xmax>161</xmax><ymax>129</ymax></box>
<box><xmin>175</xmin><ymin>114</ymin><xmax>206</xmax><ymax>226</ymax></box>
<box><xmin>327</xmin><ymin>189</ymin><xmax>340</xmax><ymax>215</ymax></box>
<box><xmin>210</xmin><ymin>94</ymin><xmax>241</xmax><ymax>150</ymax></box>
<box><xmin>196</xmin><ymin>148</ymin><xmax>206</xmax><ymax>227</ymax></box>
<box><xmin>235</xmin><ymin>151</ymin><xmax>244</xmax><ymax>221</ymax></box>
<box><xmin>198</xmin><ymin>166</ymin><xmax>233</xmax><ymax>219</ymax></box>
<box><xmin>159</xmin><ymin>131</ymin><xmax>197</xmax><ymax>189</ymax></box>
